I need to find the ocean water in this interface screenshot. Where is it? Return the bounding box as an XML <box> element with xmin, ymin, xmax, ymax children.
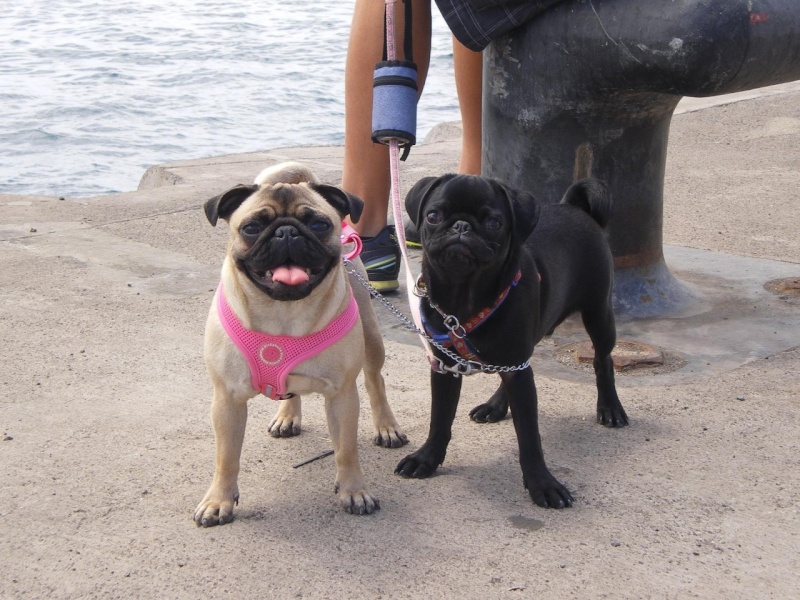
<box><xmin>1</xmin><ymin>0</ymin><xmax>461</xmax><ymax>198</ymax></box>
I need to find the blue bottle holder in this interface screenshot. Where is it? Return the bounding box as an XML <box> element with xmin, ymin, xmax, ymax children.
<box><xmin>371</xmin><ymin>60</ymin><xmax>418</xmax><ymax>157</ymax></box>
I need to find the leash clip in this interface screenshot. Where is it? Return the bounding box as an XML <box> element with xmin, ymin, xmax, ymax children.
<box><xmin>442</xmin><ymin>315</ymin><xmax>467</xmax><ymax>339</ymax></box>
<box><xmin>428</xmin><ymin>356</ymin><xmax>483</xmax><ymax>378</ymax></box>
<box><xmin>416</xmin><ymin>275</ymin><xmax>467</xmax><ymax>338</ymax></box>
<box><xmin>453</xmin><ymin>360</ymin><xmax>484</xmax><ymax>376</ymax></box>
<box><xmin>413</xmin><ymin>274</ymin><xmax>428</xmax><ymax>298</ymax></box>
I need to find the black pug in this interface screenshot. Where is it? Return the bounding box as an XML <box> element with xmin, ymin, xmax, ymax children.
<box><xmin>396</xmin><ymin>147</ymin><xmax>628</xmax><ymax>508</ymax></box>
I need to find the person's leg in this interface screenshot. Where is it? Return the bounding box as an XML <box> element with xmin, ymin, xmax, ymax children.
<box><xmin>342</xmin><ymin>0</ymin><xmax>432</xmax><ymax>238</ymax></box>
<box><xmin>402</xmin><ymin>34</ymin><xmax>483</xmax><ymax>249</ymax></box>
<box><xmin>342</xmin><ymin>0</ymin><xmax>432</xmax><ymax>291</ymax></box>
<box><xmin>452</xmin><ymin>36</ymin><xmax>482</xmax><ymax>175</ymax></box>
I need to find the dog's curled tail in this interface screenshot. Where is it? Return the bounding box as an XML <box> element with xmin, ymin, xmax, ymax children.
<box><xmin>561</xmin><ymin>143</ymin><xmax>612</xmax><ymax>228</ymax></box>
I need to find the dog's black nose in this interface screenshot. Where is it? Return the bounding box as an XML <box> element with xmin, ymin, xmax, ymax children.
<box><xmin>274</xmin><ymin>225</ymin><xmax>300</xmax><ymax>240</ymax></box>
<box><xmin>453</xmin><ymin>220</ymin><xmax>472</xmax><ymax>235</ymax></box>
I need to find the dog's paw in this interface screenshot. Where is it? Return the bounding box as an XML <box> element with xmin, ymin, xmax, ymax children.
<box><xmin>469</xmin><ymin>402</ymin><xmax>509</xmax><ymax>423</ymax></box>
<box><xmin>193</xmin><ymin>488</ymin><xmax>240</xmax><ymax>527</ymax></box>
<box><xmin>373</xmin><ymin>425</ymin><xmax>409</xmax><ymax>449</ymax></box>
<box><xmin>267</xmin><ymin>408</ymin><xmax>302</xmax><ymax>437</ymax></box>
<box><xmin>469</xmin><ymin>387</ymin><xmax>508</xmax><ymax>423</ymax></box>
<box><xmin>334</xmin><ymin>484</ymin><xmax>380</xmax><ymax>515</ymax></box>
<box><xmin>524</xmin><ymin>474</ymin><xmax>574</xmax><ymax>509</ymax></box>
<box><xmin>268</xmin><ymin>397</ymin><xmax>302</xmax><ymax>437</ymax></box>
<box><xmin>597</xmin><ymin>404</ymin><xmax>629</xmax><ymax>428</ymax></box>
<box><xmin>394</xmin><ymin>448</ymin><xmax>442</xmax><ymax>479</ymax></box>
<box><xmin>268</xmin><ymin>414</ymin><xmax>301</xmax><ymax>437</ymax></box>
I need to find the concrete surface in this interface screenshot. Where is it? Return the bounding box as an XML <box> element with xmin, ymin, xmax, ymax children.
<box><xmin>1</xmin><ymin>86</ymin><xmax>798</xmax><ymax>599</ymax></box>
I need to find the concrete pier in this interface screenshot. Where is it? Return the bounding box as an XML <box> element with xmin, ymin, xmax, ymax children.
<box><xmin>1</xmin><ymin>85</ymin><xmax>798</xmax><ymax>598</ymax></box>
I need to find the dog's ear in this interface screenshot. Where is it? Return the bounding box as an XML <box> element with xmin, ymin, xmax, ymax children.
<box><xmin>309</xmin><ymin>183</ymin><xmax>364</xmax><ymax>223</ymax></box>
<box><xmin>405</xmin><ymin>175</ymin><xmax>455</xmax><ymax>227</ymax></box>
<box><xmin>204</xmin><ymin>184</ymin><xmax>259</xmax><ymax>226</ymax></box>
<box><xmin>497</xmin><ymin>182</ymin><xmax>541</xmax><ymax>243</ymax></box>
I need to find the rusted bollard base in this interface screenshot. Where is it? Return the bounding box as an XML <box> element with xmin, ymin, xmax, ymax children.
<box><xmin>612</xmin><ymin>261</ymin><xmax>702</xmax><ymax>321</ymax></box>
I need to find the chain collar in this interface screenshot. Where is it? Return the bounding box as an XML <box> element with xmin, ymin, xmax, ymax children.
<box><xmin>415</xmin><ymin>270</ymin><xmax>521</xmax><ymax>338</ymax></box>
<box><xmin>414</xmin><ymin>270</ymin><xmax>526</xmax><ymax>369</ymax></box>
<box><xmin>346</xmin><ymin>260</ymin><xmax>531</xmax><ymax>377</ymax></box>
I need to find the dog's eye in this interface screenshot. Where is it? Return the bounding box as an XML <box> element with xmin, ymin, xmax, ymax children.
<box><xmin>485</xmin><ymin>216</ymin><xmax>502</xmax><ymax>231</ymax></box>
<box><xmin>309</xmin><ymin>220</ymin><xmax>330</xmax><ymax>233</ymax></box>
<box><xmin>426</xmin><ymin>210</ymin><xmax>443</xmax><ymax>225</ymax></box>
<box><xmin>241</xmin><ymin>222</ymin><xmax>264</xmax><ymax>237</ymax></box>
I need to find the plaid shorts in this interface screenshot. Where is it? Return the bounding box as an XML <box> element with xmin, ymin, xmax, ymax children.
<box><xmin>435</xmin><ymin>0</ymin><xmax>565</xmax><ymax>51</ymax></box>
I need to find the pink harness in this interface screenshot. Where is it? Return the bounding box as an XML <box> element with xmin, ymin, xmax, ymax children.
<box><xmin>215</xmin><ymin>224</ymin><xmax>363</xmax><ymax>400</ymax></box>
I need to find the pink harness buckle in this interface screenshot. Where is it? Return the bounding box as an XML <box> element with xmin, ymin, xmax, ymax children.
<box><xmin>341</xmin><ymin>223</ymin><xmax>362</xmax><ymax>260</ymax></box>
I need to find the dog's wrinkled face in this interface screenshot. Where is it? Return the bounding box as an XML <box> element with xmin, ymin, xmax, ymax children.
<box><xmin>405</xmin><ymin>174</ymin><xmax>540</xmax><ymax>280</ymax></box>
<box><xmin>229</xmin><ymin>185</ymin><xmax>341</xmax><ymax>301</ymax></box>
<box><xmin>205</xmin><ymin>181</ymin><xmax>363</xmax><ymax>301</ymax></box>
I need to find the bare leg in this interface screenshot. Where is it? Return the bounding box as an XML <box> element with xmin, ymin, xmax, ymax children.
<box><xmin>453</xmin><ymin>36</ymin><xmax>482</xmax><ymax>175</ymax></box>
<box><xmin>342</xmin><ymin>0</ymin><xmax>432</xmax><ymax>237</ymax></box>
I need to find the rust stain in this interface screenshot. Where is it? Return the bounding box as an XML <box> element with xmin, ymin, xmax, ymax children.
<box><xmin>750</xmin><ymin>13</ymin><xmax>770</xmax><ymax>24</ymax></box>
<box><xmin>613</xmin><ymin>248</ymin><xmax>664</xmax><ymax>269</ymax></box>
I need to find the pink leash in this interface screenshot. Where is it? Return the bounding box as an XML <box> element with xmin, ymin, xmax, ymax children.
<box><xmin>383</xmin><ymin>0</ymin><xmax>439</xmax><ymax>369</ymax></box>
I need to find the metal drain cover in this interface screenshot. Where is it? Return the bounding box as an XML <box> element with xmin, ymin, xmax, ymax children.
<box><xmin>765</xmin><ymin>277</ymin><xmax>800</xmax><ymax>295</ymax></box>
<box><xmin>574</xmin><ymin>340</ymin><xmax>665</xmax><ymax>371</ymax></box>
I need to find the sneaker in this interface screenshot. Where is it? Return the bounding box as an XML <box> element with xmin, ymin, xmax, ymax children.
<box><xmin>402</xmin><ymin>215</ymin><xmax>422</xmax><ymax>249</ymax></box>
<box><xmin>360</xmin><ymin>225</ymin><xmax>401</xmax><ymax>292</ymax></box>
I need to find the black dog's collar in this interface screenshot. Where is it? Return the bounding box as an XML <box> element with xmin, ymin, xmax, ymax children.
<box><xmin>420</xmin><ymin>270</ymin><xmax>522</xmax><ymax>363</ymax></box>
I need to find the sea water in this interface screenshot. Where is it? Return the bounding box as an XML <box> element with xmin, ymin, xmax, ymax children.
<box><xmin>0</xmin><ymin>0</ymin><xmax>460</xmax><ymax>198</ymax></box>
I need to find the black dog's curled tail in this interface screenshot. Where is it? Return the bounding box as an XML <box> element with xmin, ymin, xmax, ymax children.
<box><xmin>561</xmin><ymin>143</ymin><xmax>612</xmax><ymax>228</ymax></box>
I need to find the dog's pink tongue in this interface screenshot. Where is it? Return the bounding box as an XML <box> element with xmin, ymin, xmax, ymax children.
<box><xmin>272</xmin><ymin>265</ymin><xmax>309</xmax><ymax>286</ymax></box>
